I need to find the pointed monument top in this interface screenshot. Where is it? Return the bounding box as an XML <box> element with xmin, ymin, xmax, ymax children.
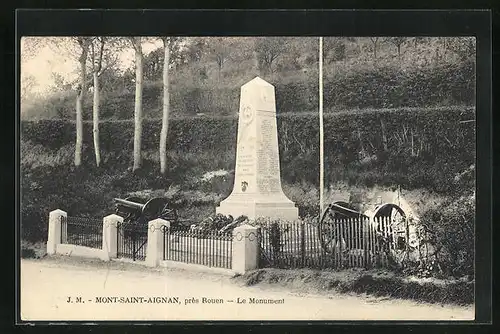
<box><xmin>242</xmin><ymin>76</ymin><xmax>274</xmax><ymax>88</ymax></box>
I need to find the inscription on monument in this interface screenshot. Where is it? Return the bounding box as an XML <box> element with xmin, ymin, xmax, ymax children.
<box><xmin>257</xmin><ymin>118</ymin><xmax>280</xmax><ymax>193</ymax></box>
<box><xmin>237</xmin><ymin>152</ymin><xmax>254</xmax><ymax>176</ymax></box>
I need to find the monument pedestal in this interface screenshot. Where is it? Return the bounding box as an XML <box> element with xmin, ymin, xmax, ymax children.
<box><xmin>217</xmin><ymin>194</ymin><xmax>299</xmax><ymax>221</ymax></box>
<box><xmin>216</xmin><ymin>77</ymin><xmax>299</xmax><ymax>221</ymax></box>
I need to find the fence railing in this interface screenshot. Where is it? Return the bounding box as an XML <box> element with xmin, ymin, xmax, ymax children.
<box><xmin>163</xmin><ymin>226</ymin><xmax>233</xmax><ymax>269</ymax></box>
<box><xmin>61</xmin><ymin>216</ymin><xmax>103</xmax><ymax>249</ymax></box>
<box><xmin>258</xmin><ymin>216</ymin><xmax>405</xmax><ymax>269</ymax></box>
<box><xmin>116</xmin><ymin>222</ymin><xmax>149</xmax><ymax>261</ymax></box>
<box><xmin>52</xmin><ymin>210</ymin><xmax>406</xmax><ymax>272</ymax></box>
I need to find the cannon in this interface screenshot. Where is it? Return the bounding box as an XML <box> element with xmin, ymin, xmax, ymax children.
<box><xmin>114</xmin><ymin>196</ymin><xmax>179</xmax><ymax>225</ymax></box>
<box><xmin>318</xmin><ymin>201</ymin><xmax>410</xmax><ymax>262</ymax></box>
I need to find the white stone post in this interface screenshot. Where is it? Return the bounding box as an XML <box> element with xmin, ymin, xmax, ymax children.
<box><xmin>47</xmin><ymin>209</ymin><xmax>67</xmax><ymax>255</ymax></box>
<box><xmin>146</xmin><ymin>219</ymin><xmax>170</xmax><ymax>267</ymax></box>
<box><xmin>232</xmin><ymin>224</ymin><xmax>259</xmax><ymax>274</ymax></box>
<box><xmin>102</xmin><ymin>214</ymin><xmax>122</xmax><ymax>260</ymax></box>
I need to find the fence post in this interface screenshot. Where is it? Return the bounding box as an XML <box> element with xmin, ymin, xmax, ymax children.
<box><xmin>47</xmin><ymin>209</ymin><xmax>67</xmax><ymax>255</ymax></box>
<box><xmin>232</xmin><ymin>224</ymin><xmax>259</xmax><ymax>274</ymax></box>
<box><xmin>300</xmin><ymin>221</ymin><xmax>305</xmax><ymax>265</ymax></box>
<box><xmin>363</xmin><ymin>217</ymin><xmax>369</xmax><ymax>269</ymax></box>
<box><xmin>102</xmin><ymin>214</ymin><xmax>122</xmax><ymax>260</ymax></box>
<box><xmin>146</xmin><ymin>219</ymin><xmax>170</xmax><ymax>267</ymax></box>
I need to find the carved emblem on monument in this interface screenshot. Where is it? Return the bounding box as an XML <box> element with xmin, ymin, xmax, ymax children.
<box><xmin>238</xmin><ymin>105</ymin><xmax>254</xmax><ymax>145</ymax></box>
<box><xmin>241</xmin><ymin>181</ymin><xmax>248</xmax><ymax>192</ymax></box>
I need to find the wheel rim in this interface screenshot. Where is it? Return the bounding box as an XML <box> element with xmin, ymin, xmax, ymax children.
<box><xmin>389</xmin><ymin>207</ymin><xmax>409</xmax><ymax>262</ymax></box>
<box><xmin>318</xmin><ymin>207</ymin><xmax>340</xmax><ymax>254</ymax></box>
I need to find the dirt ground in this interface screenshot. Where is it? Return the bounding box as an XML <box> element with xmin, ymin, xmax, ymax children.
<box><xmin>20</xmin><ymin>256</ymin><xmax>474</xmax><ymax>321</ymax></box>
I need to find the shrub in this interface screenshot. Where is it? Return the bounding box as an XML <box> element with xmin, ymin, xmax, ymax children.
<box><xmin>191</xmin><ymin>214</ymin><xmax>248</xmax><ymax>236</ymax></box>
<box><xmin>418</xmin><ymin>191</ymin><xmax>475</xmax><ymax>277</ymax></box>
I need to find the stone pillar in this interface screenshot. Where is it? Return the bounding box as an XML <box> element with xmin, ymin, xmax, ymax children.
<box><xmin>146</xmin><ymin>219</ymin><xmax>170</xmax><ymax>267</ymax></box>
<box><xmin>47</xmin><ymin>209</ymin><xmax>67</xmax><ymax>255</ymax></box>
<box><xmin>102</xmin><ymin>214</ymin><xmax>122</xmax><ymax>260</ymax></box>
<box><xmin>232</xmin><ymin>224</ymin><xmax>259</xmax><ymax>274</ymax></box>
<box><xmin>216</xmin><ymin>77</ymin><xmax>298</xmax><ymax>221</ymax></box>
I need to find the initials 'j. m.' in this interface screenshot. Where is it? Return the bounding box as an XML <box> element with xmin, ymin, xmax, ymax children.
<box><xmin>67</xmin><ymin>296</ymin><xmax>84</xmax><ymax>303</ymax></box>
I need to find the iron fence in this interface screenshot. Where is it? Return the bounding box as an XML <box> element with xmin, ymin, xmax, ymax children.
<box><xmin>117</xmin><ymin>222</ymin><xmax>149</xmax><ymax>261</ymax></box>
<box><xmin>163</xmin><ymin>226</ymin><xmax>233</xmax><ymax>269</ymax></box>
<box><xmin>258</xmin><ymin>216</ymin><xmax>405</xmax><ymax>269</ymax></box>
<box><xmin>61</xmin><ymin>216</ymin><xmax>102</xmax><ymax>249</ymax></box>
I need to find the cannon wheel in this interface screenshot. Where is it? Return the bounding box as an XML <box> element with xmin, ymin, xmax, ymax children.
<box><xmin>389</xmin><ymin>207</ymin><xmax>411</xmax><ymax>263</ymax></box>
<box><xmin>318</xmin><ymin>205</ymin><xmax>342</xmax><ymax>254</ymax></box>
<box><xmin>373</xmin><ymin>204</ymin><xmax>412</xmax><ymax>263</ymax></box>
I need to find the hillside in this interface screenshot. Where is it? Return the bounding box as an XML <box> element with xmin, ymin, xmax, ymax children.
<box><xmin>21</xmin><ymin>36</ymin><xmax>475</xmax><ymax>120</ymax></box>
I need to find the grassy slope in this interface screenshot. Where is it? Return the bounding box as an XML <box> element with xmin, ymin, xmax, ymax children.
<box><xmin>238</xmin><ymin>268</ymin><xmax>474</xmax><ymax>306</ymax></box>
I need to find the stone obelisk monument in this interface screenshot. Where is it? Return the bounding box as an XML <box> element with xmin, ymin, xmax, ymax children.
<box><xmin>216</xmin><ymin>77</ymin><xmax>299</xmax><ymax>220</ymax></box>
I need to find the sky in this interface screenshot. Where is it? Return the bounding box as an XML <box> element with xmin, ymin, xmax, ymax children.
<box><xmin>21</xmin><ymin>37</ymin><xmax>163</xmax><ymax>96</ymax></box>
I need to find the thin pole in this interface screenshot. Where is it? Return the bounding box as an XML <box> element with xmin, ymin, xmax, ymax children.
<box><xmin>319</xmin><ymin>37</ymin><xmax>325</xmax><ymax>216</ymax></box>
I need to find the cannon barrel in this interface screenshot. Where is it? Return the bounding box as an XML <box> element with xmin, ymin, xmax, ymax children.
<box><xmin>113</xmin><ymin>196</ymin><xmax>179</xmax><ymax>226</ymax></box>
<box><xmin>114</xmin><ymin>198</ymin><xmax>145</xmax><ymax>211</ymax></box>
<box><xmin>329</xmin><ymin>202</ymin><xmax>368</xmax><ymax>218</ymax></box>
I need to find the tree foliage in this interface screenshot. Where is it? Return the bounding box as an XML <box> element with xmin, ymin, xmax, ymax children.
<box><xmin>254</xmin><ymin>37</ymin><xmax>289</xmax><ymax>74</ymax></box>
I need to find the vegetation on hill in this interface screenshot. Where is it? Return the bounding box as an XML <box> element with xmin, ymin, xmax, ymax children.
<box><xmin>22</xmin><ymin>36</ymin><xmax>475</xmax><ymax>120</ymax></box>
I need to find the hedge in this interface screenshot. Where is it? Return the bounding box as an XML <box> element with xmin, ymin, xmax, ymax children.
<box><xmin>21</xmin><ymin>106</ymin><xmax>475</xmax><ymax>160</ymax></box>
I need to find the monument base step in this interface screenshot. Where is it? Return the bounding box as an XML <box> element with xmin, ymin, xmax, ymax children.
<box><xmin>216</xmin><ymin>200</ymin><xmax>299</xmax><ymax>221</ymax></box>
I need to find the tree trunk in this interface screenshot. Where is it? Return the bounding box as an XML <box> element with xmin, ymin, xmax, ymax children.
<box><xmin>160</xmin><ymin>39</ymin><xmax>170</xmax><ymax>174</ymax></box>
<box><xmin>380</xmin><ymin>119</ymin><xmax>388</xmax><ymax>151</ymax></box>
<box><xmin>75</xmin><ymin>91</ymin><xmax>83</xmax><ymax>166</ymax></box>
<box><xmin>75</xmin><ymin>43</ymin><xmax>88</xmax><ymax>167</ymax></box>
<box><xmin>133</xmin><ymin>39</ymin><xmax>143</xmax><ymax>171</ymax></box>
<box><xmin>410</xmin><ymin>128</ymin><xmax>415</xmax><ymax>156</ymax></box>
<box><xmin>371</xmin><ymin>38</ymin><xmax>378</xmax><ymax>60</ymax></box>
<box><xmin>93</xmin><ymin>72</ymin><xmax>101</xmax><ymax>167</ymax></box>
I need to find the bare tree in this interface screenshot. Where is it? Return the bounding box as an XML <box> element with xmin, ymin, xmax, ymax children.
<box><xmin>323</xmin><ymin>37</ymin><xmax>346</xmax><ymax>64</ymax></box>
<box><xmin>89</xmin><ymin>37</ymin><xmax>122</xmax><ymax>167</ymax></box>
<box><xmin>369</xmin><ymin>37</ymin><xmax>380</xmax><ymax>60</ymax></box>
<box><xmin>20</xmin><ymin>74</ymin><xmax>37</xmax><ymax>103</ymax></box>
<box><xmin>388</xmin><ymin>37</ymin><xmax>406</xmax><ymax>61</ymax></box>
<box><xmin>209</xmin><ymin>37</ymin><xmax>232</xmax><ymax>80</ymax></box>
<box><xmin>254</xmin><ymin>37</ymin><xmax>288</xmax><ymax>74</ymax></box>
<box><xmin>75</xmin><ymin>37</ymin><xmax>91</xmax><ymax>167</ymax></box>
<box><xmin>129</xmin><ymin>37</ymin><xmax>144</xmax><ymax>171</ymax></box>
<box><xmin>20</xmin><ymin>37</ymin><xmax>45</xmax><ymax>64</ymax></box>
<box><xmin>160</xmin><ymin>37</ymin><xmax>172</xmax><ymax>174</ymax></box>
<box><xmin>90</xmin><ymin>37</ymin><xmax>105</xmax><ymax>167</ymax></box>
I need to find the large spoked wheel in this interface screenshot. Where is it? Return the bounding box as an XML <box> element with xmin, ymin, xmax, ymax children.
<box><xmin>389</xmin><ymin>207</ymin><xmax>412</xmax><ymax>263</ymax></box>
<box><xmin>374</xmin><ymin>205</ymin><xmax>411</xmax><ymax>263</ymax></box>
<box><xmin>318</xmin><ymin>206</ymin><xmax>343</xmax><ymax>254</ymax></box>
<box><xmin>142</xmin><ymin>198</ymin><xmax>178</xmax><ymax>224</ymax></box>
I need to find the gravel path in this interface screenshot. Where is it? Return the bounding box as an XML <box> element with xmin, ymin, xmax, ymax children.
<box><xmin>20</xmin><ymin>257</ymin><xmax>474</xmax><ymax>321</ymax></box>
